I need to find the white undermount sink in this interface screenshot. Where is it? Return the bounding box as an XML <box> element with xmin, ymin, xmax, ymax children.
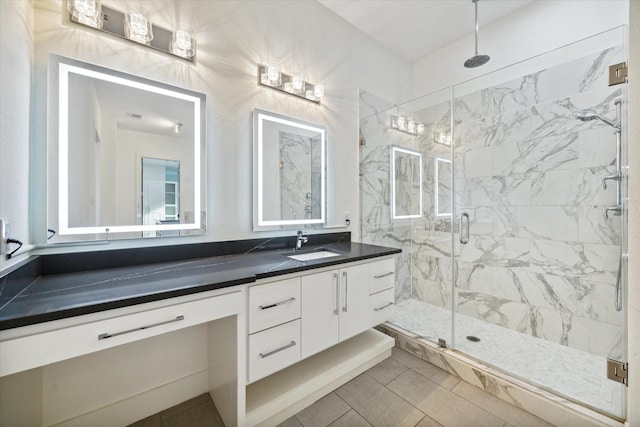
<box><xmin>288</xmin><ymin>250</ymin><xmax>341</xmax><ymax>262</ymax></box>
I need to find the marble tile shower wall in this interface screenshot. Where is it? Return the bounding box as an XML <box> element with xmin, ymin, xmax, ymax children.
<box><xmin>451</xmin><ymin>45</ymin><xmax>624</xmax><ymax>359</ymax></box>
<box><xmin>360</xmin><ymin>45</ymin><xmax>625</xmax><ymax>360</ymax></box>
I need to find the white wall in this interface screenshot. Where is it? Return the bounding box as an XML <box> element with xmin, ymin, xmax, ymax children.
<box><xmin>0</xmin><ymin>0</ymin><xmax>33</xmax><ymax>270</ymax></box>
<box><xmin>22</xmin><ymin>0</ymin><xmax>411</xmax><ymax>255</ymax></box>
<box><xmin>412</xmin><ymin>0</ymin><xmax>629</xmax><ymax>96</ymax></box>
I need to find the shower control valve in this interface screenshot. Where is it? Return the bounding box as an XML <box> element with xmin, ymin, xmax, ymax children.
<box><xmin>602</xmin><ymin>172</ymin><xmax>621</xmax><ymax>190</ymax></box>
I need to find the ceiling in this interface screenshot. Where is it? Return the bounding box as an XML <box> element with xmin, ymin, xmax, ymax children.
<box><xmin>317</xmin><ymin>0</ymin><xmax>535</xmax><ymax>62</ymax></box>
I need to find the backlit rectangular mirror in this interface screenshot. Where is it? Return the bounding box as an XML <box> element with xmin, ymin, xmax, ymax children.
<box><xmin>391</xmin><ymin>146</ymin><xmax>422</xmax><ymax>220</ymax></box>
<box><xmin>253</xmin><ymin>108</ymin><xmax>326</xmax><ymax>230</ymax></box>
<box><xmin>435</xmin><ymin>157</ymin><xmax>452</xmax><ymax>217</ymax></box>
<box><xmin>48</xmin><ymin>54</ymin><xmax>206</xmax><ymax>241</ymax></box>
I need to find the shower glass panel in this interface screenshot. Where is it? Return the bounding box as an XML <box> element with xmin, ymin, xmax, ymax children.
<box><xmin>360</xmin><ymin>88</ymin><xmax>454</xmax><ymax>347</ymax></box>
<box><xmin>452</xmin><ymin>27</ymin><xmax>626</xmax><ymax>418</ymax></box>
<box><xmin>360</xmin><ymin>26</ymin><xmax>627</xmax><ymax>420</ymax></box>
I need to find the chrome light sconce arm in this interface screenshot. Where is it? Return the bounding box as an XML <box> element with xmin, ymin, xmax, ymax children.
<box><xmin>258</xmin><ymin>64</ymin><xmax>325</xmax><ymax>105</ymax></box>
<box><xmin>67</xmin><ymin>0</ymin><xmax>196</xmax><ymax>62</ymax></box>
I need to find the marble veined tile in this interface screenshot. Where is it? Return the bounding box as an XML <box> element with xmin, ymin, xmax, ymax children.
<box><xmin>389</xmin><ymin>299</ymin><xmax>624</xmax><ymax>418</ymax></box>
<box><xmin>530</xmin><ymin>166</ymin><xmax>617</xmax><ymax>206</ymax></box>
<box><xmin>493</xmin><ymin>205</ymin><xmax>578</xmax><ymax>241</ymax></box>
<box><xmin>576</xmin><ymin>279</ymin><xmax>624</xmax><ymax>326</ymax></box>
<box><xmin>578</xmin><ymin>205</ymin><xmax>622</xmax><ymax>245</ymax></box>
<box><xmin>578</xmin><ymin>126</ymin><xmax>618</xmax><ymax>168</ymax></box>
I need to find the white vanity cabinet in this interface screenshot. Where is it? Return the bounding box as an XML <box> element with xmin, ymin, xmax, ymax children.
<box><xmin>247</xmin><ymin>278</ymin><xmax>302</xmax><ymax>383</ymax></box>
<box><xmin>300</xmin><ymin>263</ymin><xmax>370</xmax><ymax>359</ymax></box>
<box><xmin>369</xmin><ymin>257</ymin><xmax>396</xmax><ymax>326</ymax></box>
<box><xmin>245</xmin><ymin>256</ymin><xmax>396</xmax><ymax>426</ymax></box>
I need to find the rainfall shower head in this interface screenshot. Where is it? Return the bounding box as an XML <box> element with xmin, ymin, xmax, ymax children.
<box><xmin>576</xmin><ymin>109</ymin><xmax>621</xmax><ymax>130</ymax></box>
<box><xmin>464</xmin><ymin>0</ymin><xmax>490</xmax><ymax>68</ymax></box>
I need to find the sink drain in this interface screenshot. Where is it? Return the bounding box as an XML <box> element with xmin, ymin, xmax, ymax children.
<box><xmin>466</xmin><ymin>335</ymin><xmax>481</xmax><ymax>342</ymax></box>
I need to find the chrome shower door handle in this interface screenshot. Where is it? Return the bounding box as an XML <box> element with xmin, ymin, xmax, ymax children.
<box><xmin>460</xmin><ymin>212</ymin><xmax>470</xmax><ymax>244</ymax></box>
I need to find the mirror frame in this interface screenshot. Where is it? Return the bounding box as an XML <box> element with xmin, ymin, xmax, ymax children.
<box><xmin>391</xmin><ymin>146</ymin><xmax>423</xmax><ymax>220</ymax></box>
<box><xmin>253</xmin><ymin>108</ymin><xmax>327</xmax><ymax>230</ymax></box>
<box><xmin>435</xmin><ymin>156</ymin><xmax>452</xmax><ymax>217</ymax></box>
<box><xmin>48</xmin><ymin>54</ymin><xmax>206</xmax><ymax>239</ymax></box>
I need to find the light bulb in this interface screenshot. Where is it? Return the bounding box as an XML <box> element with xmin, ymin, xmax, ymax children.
<box><xmin>267</xmin><ymin>65</ymin><xmax>280</xmax><ymax>85</ymax></box>
<box><xmin>313</xmin><ymin>84</ymin><xmax>325</xmax><ymax>98</ymax></box>
<box><xmin>171</xmin><ymin>30</ymin><xmax>194</xmax><ymax>58</ymax></box>
<box><xmin>291</xmin><ymin>72</ymin><xmax>305</xmax><ymax>93</ymax></box>
<box><xmin>125</xmin><ymin>12</ymin><xmax>153</xmax><ymax>44</ymax></box>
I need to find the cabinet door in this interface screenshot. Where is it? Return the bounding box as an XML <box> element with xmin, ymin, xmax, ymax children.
<box><xmin>301</xmin><ymin>270</ymin><xmax>340</xmax><ymax>359</ymax></box>
<box><xmin>338</xmin><ymin>264</ymin><xmax>370</xmax><ymax>341</ymax></box>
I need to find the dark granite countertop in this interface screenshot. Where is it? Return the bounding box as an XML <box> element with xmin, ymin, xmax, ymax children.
<box><xmin>0</xmin><ymin>235</ymin><xmax>400</xmax><ymax>330</ymax></box>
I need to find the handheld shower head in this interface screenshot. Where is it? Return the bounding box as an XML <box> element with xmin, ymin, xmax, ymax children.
<box><xmin>576</xmin><ymin>109</ymin><xmax>620</xmax><ymax>130</ymax></box>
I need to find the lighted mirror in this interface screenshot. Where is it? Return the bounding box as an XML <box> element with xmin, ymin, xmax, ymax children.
<box><xmin>48</xmin><ymin>54</ymin><xmax>206</xmax><ymax>241</ymax></box>
<box><xmin>391</xmin><ymin>146</ymin><xmax>422</xmax><ymax>219</ymax></box>
<box><xmin>435</xmin><ymin>157</ymin><xmax>452</xmax><ymax>217</ymax></box>
<box><xmin>253</xmin><ymin>108</ymin><xmax>326</xmax><ymax>230</ymax></box>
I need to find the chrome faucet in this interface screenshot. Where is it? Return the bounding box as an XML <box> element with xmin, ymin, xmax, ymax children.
<box><xmin>296</xmin><ymin>230</ymin><xmax>308</xmax><ymax>250</ymax></box>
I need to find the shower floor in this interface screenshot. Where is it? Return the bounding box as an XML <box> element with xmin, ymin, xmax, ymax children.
<box><xmin>390</xmin><ymin>298</ymin><xmax>623</xmax><ymax>418</ymax></box>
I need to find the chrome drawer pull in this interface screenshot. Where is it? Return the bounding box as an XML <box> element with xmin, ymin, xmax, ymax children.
<box><xmin>98</xmin><ymin>315</ymin><xmax>185</xmax><ymax>340</ymax></box>
<box><xmin>373</xmin><ymin>272</ymin><xmax>394</xmax><ymax>279</ymax></box>
<box><xmin>259</xmin><ymin>297</ymin><xmax>296</xmax><ymax>310</ymax></box>
<box><xmin>374</xmin><ymin>302</ymin><xmax>393</xmax><ymax>311</ymax></box>
<box><xmin>259</xmin><ymin>340</ymin><xmax>297</xmax><ymax>358</ymax></box>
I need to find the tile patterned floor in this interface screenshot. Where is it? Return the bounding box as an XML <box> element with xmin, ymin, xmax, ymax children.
<box><xmin>279</xmin><ymin>347</ymin><xmax>552</xmax><ymax>427</ymax></box>
<box><xmin>131</xmin><ymin>346</ymin><xmax>552</xmax><ymax>427</ymax></box>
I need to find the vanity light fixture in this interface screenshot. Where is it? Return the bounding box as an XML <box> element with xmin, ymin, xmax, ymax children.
<box><xmin>67</xmin><ymin>0</ymin><xmax>196</xmax><ymax>62</ymax></box>
<box><xmin>171</xmin><ymin>30</ymin><xmax>195</xmax><ymax>59</ymax></box>
<box><xmin>390</xmin><ymin>115</ymin><xmax>425</xmax><ymax>137</ymax></box>
<box><xmin>258</xmin><ymin>64</ymin><xmax>324</xmax><ymax>104</ymax></box>
<box><xmin>434</xmin><ymin>130</ymin><xmax>452</xmax><ymax>145</ymax></box>
<box><xmin>124</xmin><ymin>12</ymin><xmax>153</xmax><ymax>44</ymax></box>
<box><xmin>67</xmin><ymin>0</ymin><xmax>102</xmax><ymax>28</ymax></box>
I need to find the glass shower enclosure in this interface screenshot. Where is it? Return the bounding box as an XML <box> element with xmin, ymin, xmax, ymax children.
<box><xmin>359</xmin><ymin>27</ymin><xmax>627</xmax><ymax>419</ymax></box>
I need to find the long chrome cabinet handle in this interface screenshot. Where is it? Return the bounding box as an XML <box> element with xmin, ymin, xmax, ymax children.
<box><xmin>374</xmin><ymin>302</ymin><xmax>393</xmax><ymax>311</ymax></box>
<box><xmin>259</xmin><ymin>340</ymin><xmax>297</xmax><ymax>358</ymax></box>
<box><xmin>259</xmin><ymin>297</ymin><xmax>296</xmax><ymax>310</ymax></box>
<box><xmin>460</xmin><ymin>212</ymin><xmax>470</xmax><ymax>244</ymax></box>
<box><xmin>333</xmin><ymin>272</ymin><xmax>339</xmax><ymax>315</ymax></box>
<box><xmin>373</xmin><ymin>272</ymin><xmax>394</xmax><ymax>279</ymax></box>
<box><xmin>98</xmin><ymin>315</ymin><xmax>185</xmax><ymax>340</ymax></box>
<box><xmin>342</xmin><ymin>271</ymin><xmax>348</xmax><ymax>312</ymax></box>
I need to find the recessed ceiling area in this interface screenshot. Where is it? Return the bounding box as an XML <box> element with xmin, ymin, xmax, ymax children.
<box><xmin>317</xmin><ymin>0</ymin><xmax>535</xmax><ymax>62</ymax></box>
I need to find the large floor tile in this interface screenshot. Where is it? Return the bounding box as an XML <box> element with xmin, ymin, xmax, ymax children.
<box><xmin>336</xmin><ymin>373</ymin><xmax>425</xmax><ymax>427</ymax></box>
<box><xmin>387</xmin><ymin>370</ymin><xmax>506</xmax><ymax>427</ymax></box>
<box><xmin>329</xmin><ymin>409</ymin><xmax>372</xmax><ymax>426</ymax></box>
<box><xmin>293</xmin><ymin>392</ymin><xmax>350</xmax><ymax>427</ymax></box>
<box><xmin>366</xmin><ymin>355</ymin><xmax>409</xmax><ymax>385</ymax></box>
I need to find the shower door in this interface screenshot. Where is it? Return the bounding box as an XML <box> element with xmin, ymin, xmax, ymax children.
<box><xmin>451</xmin><ymin>28</ymin><xmax>628</xmax><ymax>419</ymax></box>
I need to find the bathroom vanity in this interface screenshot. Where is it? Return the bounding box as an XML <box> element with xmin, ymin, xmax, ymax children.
<box><xmin>0</xmin><ymin>234</ymin><xmax>398</xmax><ymax>426</ymax></box>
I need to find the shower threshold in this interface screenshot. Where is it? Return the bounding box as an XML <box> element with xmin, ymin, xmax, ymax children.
<box><xmin>385</xmin><ymin>299</ymin><xmax>624</xmax><ymax>425</ymax></box>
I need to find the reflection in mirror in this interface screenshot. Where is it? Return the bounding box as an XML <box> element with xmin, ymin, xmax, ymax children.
<box><xmin>141</xmin><ymin>158</ymin><xmax>180</xmax><ymax>237</ymax></box>
<box><xmin>253</xmin><ymin>108</ymin><xmax>326</xmax><ymax>230</ymax></box>
<box><xmin>391</xmin><ymin>146</ymin><xmax>422</xmax><ymax>219</ymax></box>
<box><xmin>48</xmin><ymin>54</ymin><xmax>206</xmax><ymax>241</ymax></box>
<box><xmin>435</xmin><ymin>157</ymin><xmax>452</xmax><ymax>217</ymax></box>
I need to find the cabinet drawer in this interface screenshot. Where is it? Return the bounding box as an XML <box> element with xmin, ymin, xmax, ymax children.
<box><xmin>369</xmin><ymin>258</ymin><xmax>395</xmax><ymax>294</ymax></box>
<box><xmin>248</xmin><ymin>319</ymin><xmax>301</xmax><ymax>383</ymax></box>
<box><xmin>370</xmin><ymin>288</ymin><xmax>395</xmax><ymax>327</ymax></box>
<box><xmin>249</xmin><ymin>278</ymin><xmax>301</xmax><ymax>334</ymax></box>
<box><xmin>0</xmin><ymin>291</ymin><xmax>243</xmax><ymax>377</ymax></box>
